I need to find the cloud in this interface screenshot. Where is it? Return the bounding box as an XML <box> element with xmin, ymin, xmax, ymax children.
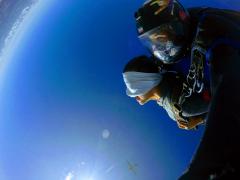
<box><xmin>0</xmin><ymin>1</ymin><xmax>38</xmax><ymax>59</ymax></box>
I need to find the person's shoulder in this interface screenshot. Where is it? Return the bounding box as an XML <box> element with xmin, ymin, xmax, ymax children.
<box><xmin>187</xmin><ymin>7</ymin><xmax>210</xmax><ymax>17</ymax></box>
<box><xmin>188</xmin><ymin>7</ymin><xmax>240</xmax><ymax>24</ymax></box>
<box><xmin>187</xmin><ymin>7</ymin><xmax>221</xmax><ymax>22</ymax></box>
<box><xmin>191</xmin><ymin>7</ymin><xmax>240</xmax><ymax>49</ymax></box>
<box><xmin>191</xmin><ymin>7</ymin><xmax>240</xmax><ymax>26</ymax></box>
<box><xmin>188</xmin><ymin>7</ymin><xmax>240</xmax><ymax>16</ymax></box>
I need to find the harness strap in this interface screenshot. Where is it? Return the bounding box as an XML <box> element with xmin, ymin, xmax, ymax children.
<box><xmin>174</xmin><ymin>37</ymin><xmax>240</xmax><ymax>122</ymax></box>
<box><xmin>173</xmin><ymin>45</ymin><xmax>206</xmax><ymax>122</ymax></box>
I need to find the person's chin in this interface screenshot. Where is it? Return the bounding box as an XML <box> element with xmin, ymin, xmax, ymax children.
<box><xmin>138</xmin><ymin>100</ymin><xmax>149</xmax><ymax>106</ymax></box>
<box><xmin>139</xmin><ymin>102</ymin><xmax>145</xmax><ymax>106</ymax></box>
<box><xmin>136</xmin><ymin>100</ymin><xmax>145</xmax><ymax>106</ymax></box>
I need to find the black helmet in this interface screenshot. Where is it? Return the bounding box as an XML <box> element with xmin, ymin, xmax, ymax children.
<box><xmin>135</xmin><ymin>0</ymin><xmax>190</xmax><ymax>64</ymax></box>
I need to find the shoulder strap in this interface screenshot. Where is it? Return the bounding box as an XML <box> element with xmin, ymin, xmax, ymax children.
<box><xmin>174</xmin><ymin>44</ymin><xmax>207</xmax><ymax>122</ymax></box>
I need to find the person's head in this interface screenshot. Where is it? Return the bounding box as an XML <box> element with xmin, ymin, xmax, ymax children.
<box><xmin>134</xmin><ymin>0</ymin><xmax>191</xmax><ymax>64</ymax></box>
<box><xmin>122</xmin><ymin>55</ymin><xmax>182</xmax><ymax>105</ymax></box>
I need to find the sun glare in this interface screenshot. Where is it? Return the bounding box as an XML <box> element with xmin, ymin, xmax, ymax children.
<box><xmin>65</xmin><ymin>171</ymin><xmax>97</xmax><ymax>180</ymax></box>
<box><xmin>65</xmin><ymin>172</ymin><xmax>74</xmax><ymax>180</ymax></box>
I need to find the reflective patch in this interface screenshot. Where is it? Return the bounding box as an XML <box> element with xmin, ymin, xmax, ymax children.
<box><xmin>179</xmin><ymin>10</ymin><xmax>188</xmax><ymax>21</ymax></box>
<box><xmin>138</xmin><ymin>27</ymin><xmax>144</xmax><ymax>34</ymax></box>
<box><xmin>150</xmin><ymin>0</ymin><xmax>170</xmax><ymax>15</ymax></box>
<box><xmin>202</xmin><ymin>90</ymin><xmax>211</xmax><ymax>102</ymax></box>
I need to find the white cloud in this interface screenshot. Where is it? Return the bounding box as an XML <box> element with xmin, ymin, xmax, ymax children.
<box><xmin>1</xmin><ymin>2</ymin><xmax>35</xmax><ymax>59</ymax></box>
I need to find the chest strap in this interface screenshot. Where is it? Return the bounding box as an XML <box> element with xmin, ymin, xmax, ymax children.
<box><xmin>174</xmin><ymin>45</ymin><xmax>207</xmax><ymax>122</ymax></box>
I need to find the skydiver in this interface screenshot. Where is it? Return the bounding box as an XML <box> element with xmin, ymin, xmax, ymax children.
<box><xmin>123</xmin><ymin>55</ymin><xmax>209</xmax><ymax>130</ymax></box>
<box><xmin>129</xmin><ymin>0</ymin><xmax>240</xmax><ymax>178</ymax></box>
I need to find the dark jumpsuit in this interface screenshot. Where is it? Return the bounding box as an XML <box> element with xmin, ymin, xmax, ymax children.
<box><xmin>178</xmin><ymin>7</ymin><xmax>240</xmax><ymax>179</ymax></box>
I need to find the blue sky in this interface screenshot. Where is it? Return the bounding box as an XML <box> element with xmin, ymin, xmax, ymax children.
<box><xmin>0</xmin><ymin>0</ymin><xmax>239</xmax><ymax>180</ymax></box>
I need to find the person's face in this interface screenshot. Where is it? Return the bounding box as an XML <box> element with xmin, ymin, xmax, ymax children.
<box><xmin>139</xmin><ymin>21</ymin><xmax>187</xmax><ymax>64</ymax></box>
<box><xmin>149</xmin><ymin>30</ymin><xmax>182</xmax><ymax>61</ymax></box>
<box><xmin>135</xmin><ymin>86</ymin><xmax>160</xmax><ymax>105</ymax></box>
